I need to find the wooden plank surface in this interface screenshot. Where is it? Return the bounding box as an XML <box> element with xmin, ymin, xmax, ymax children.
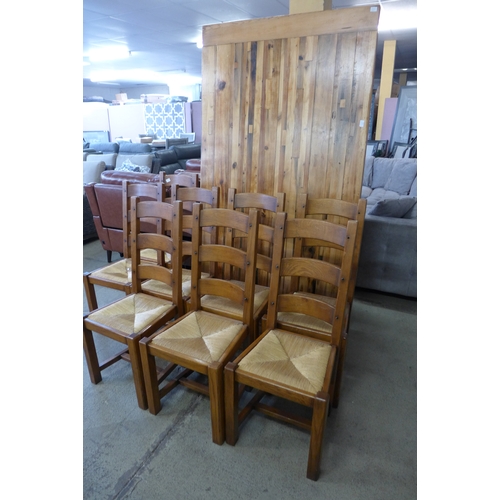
<box><xmin>201</xmin><ymin>7</ymin><xmax>379</xmax><ymax>289</ymax></box>
<box><xmin>203</xmin><ymin>6</ymin><xmax>380</xmax><ymax>46</ymax></box>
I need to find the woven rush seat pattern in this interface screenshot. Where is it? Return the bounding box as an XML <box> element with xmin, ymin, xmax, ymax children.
<box><xmin>224</xmin><ymin>213</ymin><xmax>358</xmax><ymax>481</ymax></box>
<box><xmin>140</xmin><ymin>248</ymin><xmax>171</xmax><ymax>263</ymax></box>
<box><xmin>276</xmin><ymin>293</ymin><xmax>336</xmax><ymax>334</ymax></box>
<box><xmin>83</xmin><ymin>178</ymin><xmax>168</xmax><ymax>311</ymax></box>
<box><xmin>88</xmin><ymin>251</ymin><xmax>171</xmax><ymax>285</ymax></box>
<box><xmin>89</xmin><ymin>260</ymin><xmax>130</xmax><ymax>284</ymax></box>
<box><xmin>201</xmin><ymin>281</ymin><xmax>269</xmax><ymax>316</ymax></box>
<box><xmin>87</xmin><ymin>293</ymin><xmax>173</xmax><ymax>335</ymax></box>
<box><xmin>237</xmin><ymin>329</ymin><xmax>333</xmax><ymax>394</ymax></box>
<box><xmin>139</xmin><ymin>204</ymin><xmax>260</xmax><ymax>445</ymax></box>
<box><xmin>151</xmin><ymin>311</ymin><xmax>244</xmax><ymax>364</ymax></box>
<box><xmin>83</xmin><ymin>198</ymin><xmax>183</xmax><ymax>411</ymax></box>
<box><xmin>142</xmin><ymin>269</ymin><xmax>210</xmax><ymax>300</ymax></box>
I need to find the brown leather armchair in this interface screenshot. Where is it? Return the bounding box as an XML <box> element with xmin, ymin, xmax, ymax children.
<box><xmin>84</xmin><ymin>171</ymin><xmax>165</xmax><ymax>262</ymax></box>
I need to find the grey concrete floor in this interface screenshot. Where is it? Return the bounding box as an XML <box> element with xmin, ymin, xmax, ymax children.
<box><xmin>83</xmin><ymin>239</ymin><xmax>417</xmax><ymax>500</ymax></box>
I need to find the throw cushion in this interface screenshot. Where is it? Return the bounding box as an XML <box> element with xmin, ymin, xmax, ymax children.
<box><xmin>371</xmin><ymin>158</ymin><xmax>394</xmax><ymax>188</ymax></box>
<box><xmin>384</xmin><ymin>159</ymin><xmax>417</xmax><ymax>195</ymax></box>
<box><xmin>369</xmin><ymin>196</ymin><xmax>417</xmax><ymax>218</ymax></box>
<box><xmin>365</xmin><ymin>188</ymin><xmax>401</xmax><ymax>206</ymax></box>
<box><xmin>116</xmin><ymin>158</ymin><xmax>151</xmax><ymax>173</ymax></box>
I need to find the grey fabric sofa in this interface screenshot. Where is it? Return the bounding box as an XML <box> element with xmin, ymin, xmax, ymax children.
<box><xmin>83</xmin><ymin>142</ymin><xmax>201</xmax><ymax>175</ymax></box>
<box><xmin>155</xmin><ymin>144</ymin><xmax>201</xmax><ymax>174</ymax></box>
<box><xmin>356</xmin><ymin>156</ymin><xmax>417</xmax><ymax>298</ymax></box>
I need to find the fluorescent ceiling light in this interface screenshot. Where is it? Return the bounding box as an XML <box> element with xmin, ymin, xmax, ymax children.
<box><xmin>378</xmin><ymin>6</ymin><xmax>417</xmax><ymax>31</ymax></box>
<box><xmin>88</xmin><ymin>46</ymin><xmax>130</xmax><ymax>62</ymax></box>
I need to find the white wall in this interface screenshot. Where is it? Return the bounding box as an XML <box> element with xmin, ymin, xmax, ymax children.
<box><xmin>83</xmin><ymin>83</ymin><xmax>201</xmax><ymax>102</ymax></box>
<box><xmin>108</xmin><ymin>103</ymin><xmax>146</xmax><ymax>142</ymax></box>
<box><xmin>83</xmin><ymin>102</ymin><xmax>110</xmax><ymax>135</ymax></box>
<box><xmin>83</xmin><ymin>84</ymin><xmax>170</xmax><ymax>101</ymax></box>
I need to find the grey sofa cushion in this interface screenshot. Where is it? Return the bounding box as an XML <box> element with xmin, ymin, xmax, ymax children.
<box><xmin>403</xmin><ymin>201</ymin><xmax>417</xmax><ymax>219</ymax></box>
<box><xmin>365</xmin><ymin>187</ymin><xmax>401</xmax><ymax>206</ymax></box>
<box><xmin>89</xmin><ymin>142</ymin><xmax>119</xmax><ymax>153</ymax></box>
<box><xmin>83</xmin><ymin>160</ymin><xmax>105</xmax><ymax>192</ymax></box>
<box><xmin>361</xmin><ymin>186</ymin><xmax>373</xmax><ymax>199</ymax></box>
<box><xmin>384</xmin><ymin>159</ymin><xmax>417</xmax><ymax>195</ymax></box>
<box><xmin>87</xmin><ymin>153</ymin><xmax>117</xmax><ymax>169</ymax></box>
<box><xmin>363</xmin><ymin>156</ymin><xmax>374</xmax><ymax>186</ymax></box>
<box><xmin>170</xmin><ymin>144</ymin><xmax>201</xmax><ymax>160</ymax></box>
<box><xmin>118</xmin><ymin>143</ymin><xmax>152</xmax><ymax>154</ymax></box>
<box><xmin>371</xmin><ymin>158</ymin><xmax>394</xmax><ymax>188</ymax></box>
<box><xmin>369</xmin><ymin>196</ymin><xmax>417</xmax><ymax>218</ymax></box>
<box><xmin>409</xmin><ymin>176</ymin><xmax>417</xmax><ymax>197</ymax></box>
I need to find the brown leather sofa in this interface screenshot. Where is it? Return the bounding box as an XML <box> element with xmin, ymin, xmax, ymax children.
<box><xmin>84</xmin><ymin>170</ymin><xmax>164</xmax><ymax>262</ymax></box>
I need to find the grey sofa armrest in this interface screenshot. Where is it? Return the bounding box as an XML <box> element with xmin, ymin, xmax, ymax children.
<box><xmin>356</xmin><ymin>215</ymin><xmax>417</xmax><ymax>297</ymax></box>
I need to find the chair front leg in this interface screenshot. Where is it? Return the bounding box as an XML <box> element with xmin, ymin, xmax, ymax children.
<box><xmin>208</xmin><ymin>362</ymin><xmax>225</xmax><ymax>445</ymax></box>
<box><xmin>128</xmin><ymin>336</ymin><xmax>148</xmax><ymax>410</ymax></box>
<box><xmin>83</xmin><ymin>322</ymin><xmax>102</xmax><ymax>384</ymax></box>
<box><xmin>307</xmin><ymin>391</ymin><xmax>329</xmax><ymax>481</ymax></box>
<box><xmin>224</xmin><ymin>362</ymin><xmax>239</xmax><ymax>446</ymax></box>
<box><xmin>331</xmin><ymin>340</ymin><xmax>347</xmax><ymax>409</ymax></box>
<box><xmin>139</xmin><ymin>339</ymin><xmax>162</xmax><ymax>415</ymax></box>
<box><xmin>83</xmin><ymin>273</ymin><xmax>98</xmax><ymax>311</ymax></box>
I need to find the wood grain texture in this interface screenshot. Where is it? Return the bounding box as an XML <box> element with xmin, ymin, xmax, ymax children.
<box><xmin>203</xmin><ymin>7</ymin><xmax>379</xmax><ymax>46</ymax></box>
<box><xmin>201</xmin><ymin>7</ymin><xmax>378</xmax><ymax>277</ymax></box>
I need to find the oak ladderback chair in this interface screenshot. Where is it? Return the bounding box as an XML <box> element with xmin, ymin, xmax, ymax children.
<box><xmin>288</xmin><ymin>194</ymin><xmax>367</xmax><ymax>407</ymax></box>
<box><xmin>199</xmin><ymin>188</ymin><xmax>285</xmax><ymax>342</ymax></box>
<box><xmin>139</xmin><ymin>204</ymin><xmax>260</xmax><ymax>445</ymax></box>
<box><xmin>166</xmin><ymin>171</ymin><xmax>200</xmax><ymax>192</ymax></box>
<box><xmin>83</xmin><ymin>198</ymin><xmax>183</xmax><ymax>410</ymax></box>
<box><xmin>145</xmin><ymin>185</ymin><xmax>220</xmax><ymax>311</ymax></box>
<box><xmin>294</xmin><ymin>193</ymin><xmax>366</xmax><ymax>315</ymax></box>
<box><xmin>83</xmin><ymin>177</ymin><xmax>167</xmax><ymax>311</ymax></box>
<box><xmin>224</xmin><ymin>213</ymin><xmax>358</xmax><ymax>481</ymax></box>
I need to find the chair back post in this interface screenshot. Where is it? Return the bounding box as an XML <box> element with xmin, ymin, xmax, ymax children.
<box><xmin>190</xmin><ymin>204</ymin><xmax>259</xmax><ymax>326</ymax></box>
<box><xmin>226</xmin><ymin>189</ymin><xmax>286</xmax><ymax>285</ymax></box>
<box><xmin>129</xmin><ymin>198</ymin><xmax>184</xmax><ymax>310</ymax></box>
<box><xmin>263</xmin><ymin>211</ymin><xmax>287</xmax><ymax>331</ymax></box>
<box><xmin>331</xmin><ymin>220</ymin><xmax>357</xmax><ymax>345</ymax></box>
<box><xmin>294</xmin><ymin>193</ymin><xmax>366</xmax><ymax>300</ymax></box>
<box><xmin>121</xmin><ymin>179</ymin><xmax>166</xmax><ymax>260</ymax></box>
<box><xmin>266</xmin><ymin>214</ymin><xmax>358</xmax><ymax>346</ymax></box>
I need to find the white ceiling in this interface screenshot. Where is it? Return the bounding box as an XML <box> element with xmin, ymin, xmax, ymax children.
<box><xmin>83</xmin><ymin>0</ymin><xmax>417</xmax><ymax>90</ymax></box>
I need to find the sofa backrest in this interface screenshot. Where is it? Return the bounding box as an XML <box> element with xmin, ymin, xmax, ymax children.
<box><xmin>100</xmin><ymin>170</ymin><xmax>163</xmax><ymax>185</ymax></box>
<box><xmin>363</xmin><ymin>157</ymin><xmax>417</xmax><ymax>195</ymax></box>
<box><xmin>86</xmin><ymin>152</ymin><xmax>118</xmax><ymax>170</ymax></box>
<box><xmin>89</xmin><ymin>142</ymin><xmax>119</xmax><ymax>154</ymax></box>
<box><xmin>113</xmin><ymin>142</ymin><xmax>155</xmax><ymax>171</ymax></box>
<box><xmin>170</xmin><ymin>143</ymin><xmax>201</xmax><ymax>160</ymax></box>
<box><xmin>83</xmin><ymin>160</ymin><xmax>105</xmax><ymax>186</ymax></box>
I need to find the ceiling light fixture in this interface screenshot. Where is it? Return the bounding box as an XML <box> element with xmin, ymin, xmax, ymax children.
<box><xmin>88</xmin><ymin>46</ymin><xmax>130</xmax><ymax>62</ymax></box>
<box><xmin>377</xmin><ymin>5</ymin><xmax>417</xmax><ymax>31</ymax></box>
